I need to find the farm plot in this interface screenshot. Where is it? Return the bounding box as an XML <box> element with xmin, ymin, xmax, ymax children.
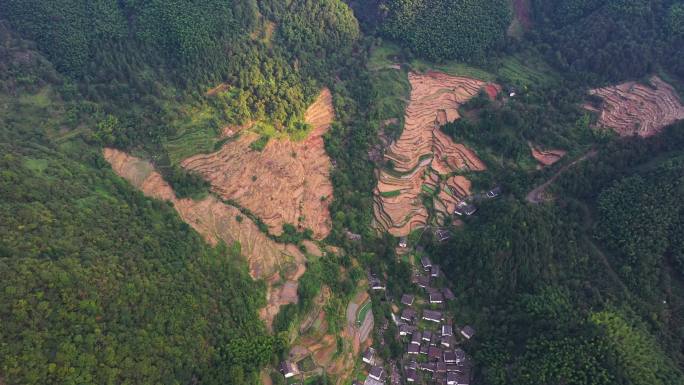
<box><xmin>373</xmin><ymin>71</ymin><xmax>492</xmax><ymax>236</ymax></box>
<box><xmin>181</xmin><ymin>89</ymin><xmax>335</xmax><ymax>239</ymax></box>
<box><xmin>587</xmin><ymin>76</ymin><xmax>684</xmax><ymax>137</ymax></box>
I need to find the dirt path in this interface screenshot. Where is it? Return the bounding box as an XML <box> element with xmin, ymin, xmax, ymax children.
<box><xmin>526</xmin><ymin>149</ymin><xmax>597</xmax><ymax>203</ymax></box>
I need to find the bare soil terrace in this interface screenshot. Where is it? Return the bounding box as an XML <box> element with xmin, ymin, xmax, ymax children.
<box><xmin>529</xmin><ymin>142</ymin><xmax>566</xmax><ymax>167</ymax></box>
<box><xmin>181</xmin><ymin>89</ymin><xmax>335</xmax><ymax>239</ymax></box>
<box><xmin>373</xmin><ymin>71</ymin><xmax>491</xmax><ymax>235</ymax></box>
<box><xmin>587</xmin><ymin>76</ymin><xmax>684</xmax><ymax>137</ymax></box>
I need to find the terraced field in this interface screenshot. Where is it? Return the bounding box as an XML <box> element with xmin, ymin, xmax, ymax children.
<box><xmin>587</xmin><ymin>76</ymin><xmax>684</xmax><ymax>137</ymax></box>
<box><xmin>529</xmin><ymin>142</ymin><xmax>566</xmax><ymax>167</ymax></box>
<box><xmin>181</xmin><ymin>89</ymin><xmax>335</xmax><ymax>239</ymax></box>
<box><xmin>373</xmin><ymin>71</ymin><xmax>491</xmax><ymax>235</ymax></box>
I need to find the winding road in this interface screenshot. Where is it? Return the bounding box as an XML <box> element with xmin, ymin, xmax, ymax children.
<box><xmin>526</xmin><ymin>149</ymin><xmax>598</xmax><ymax>203</ymax></box>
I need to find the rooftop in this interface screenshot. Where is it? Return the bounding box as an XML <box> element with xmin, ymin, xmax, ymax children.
<box><xmin>461</xmin><ymin>325</ymin><xmax>475</xmax><ymax>339</ymax></box>
<box><xmin>442</xmin><ymin>324</ymin><xmax>453</xmax><ymax>336</ymax></box>
<box><xmin>402</xmin><ymin>308</ymin><xmax>417</xmax><ymax>321</ymax></box>
<box><xmin>428</xmin><ymin>346</ymin><xmax>443</xmax><ymax>360</ymax></box>
<box><xmin>430</xmin><ymin>292</ymin><xmax>444</xmax><ymax>303</ymax></box>
<box><xmin>423</xmin><ymin>309</ymin><xmax>443</xmax><ymax>322</ymax></box>
<box><xmin>408</xmin><ymin>344</ymin><xmax>420</xmax><ymax>354</ymax></box>
<box><xmin>487</xmin><ymin>186</ymin><xmax>502</xmax><ymax>198</ymax></box>
<box><xmin>369</xmin><ymin>366</ymin><xmax>385</xmax><ymax>381</ymax></box>
<box><xmin>401</xmin><ymin>294</ymin><xmax>415</xmax><ymax>306</ymax></box>
<box><xmin>399</xmin><ymin>324</ymin><xmax>416</xmax><ymax>335</ymax></box>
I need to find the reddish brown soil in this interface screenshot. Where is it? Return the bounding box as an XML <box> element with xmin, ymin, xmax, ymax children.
<box><xmin>588</xmin><ymin>76</ymin><xmax>684</xmax><ymax>137</ymax></box>
<box><xmin>260</xmin><ymin>370</ymin><xmax>273</xmax><ymax>385</ymax></box>
<box><xmin>373</xmin><ymin>71</ymin><xmax>490</xmax><ymax>235</ymax></box>
<box><xmin>484</xmin><ymin>83</ymin><xmax>501</xmax><ymax>100</ymax></box>
<box><xmin>181</xmin><ymin>89</ymin><xmax>335</xmax><ymax>239</ymax></box>
<box><xmin>529</xmin><ymin>142</ymin><xmax>566</xmax><ymax>167</ymax></box>
<box><xmin>103</xmin><ymin>148</ymin><xmax>305</xmax><ymax>329</ymax></box>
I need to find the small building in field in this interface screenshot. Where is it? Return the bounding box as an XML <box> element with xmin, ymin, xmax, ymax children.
<box><xmin>401</xmin><ymin>308</ymin><xmax>417</xmax><ymax>323</ymax></box>
<box><xmin>401</xmin><ymin>294</ymin><xmax>415</xmax><ymax>306</ymax></box>
<box><xmin>430</xmin><ymin>292</ymin><xmax>444</xmax><ymax>304</ymax></box>
<box><xmin>444</xmin><ymin>349</ymin><xmax>466</xmax><ymax>364</ymax></box>
<box><xmin>364</xmin><ymin>377</ymin><xmax>383</xmax><ymax>385</ymax></box>
<box><xmin>441</xmin><ymin>336</ymin><xmax>454</xmax><ymax>348</ymax></box>
<box><xmin>411</xmin><ymin>331</ymin><xmax>422</xmax><ymax>345</ymax></box>
<box><xmin>486</xmin><ymin>186</ymin><xmax>502</xmax><ymax>198</ymax></box>
<box><xmin>447</xmin><ymin>371</ymin><xmax>458</xmax><ymax>385</ymax></box>
<box><xmin>423</xmin><ymin>310</ymin><xmax>443</xmax><ymax>323</ymax></box>
<box><xmin>416</xmin><ymin>275</ymin><xmax>430</xmax><ymax>289</ymax></box>
<box><xmin>421</xmin><ymin>256</ymin><xmax>433</xmax><ymax>270</ymax></box>
<box><xmin>406</xmin><ymin>368</ymin><xmax>418</xmax><ymax>382</ymax></box>
<box><xmin>369</xmin><ymin>366</ymin><xmax>385</xmax><ymax>381</ymax></box>
<box><xmin>280</xmin><ymin>361</ymin><xmax>299</xmax><ymax>378</ymax></box>
<box><xmin>435</xmin><ymin>229</ymin><xmax>451</xmax><ymax>242</ymax></box>
<box><xmin>346</xmin><ymin>230</ymin><xmax>362</xmax><ymax>241</ymax></box>
<box><xmin>370</xmin><ymin>277</ymin><xmax>386</xmax><ymax>291</ymax></box>
<box><xmin>399</xmin><ymin>236</ymin><xmax>408</xmax><ymax>248</ymax></box>
<box><xmin>362</xmin><ymin>347</ymin><xmax>376</xmax><ymax>365</ymax></box>
<box><xmin>460</xmin><ymin>325</ymin><xmax>476</xmax><ymax>340</ymax></box>
<box><xmin>442</xmin><ymin>324</ymin><xmax>453</xmax><ymax>337</ymax></box>
<box><xmin>408</xmin><ymin>343</ymin><xmax>420</xmax><ymax>355</ymax></box>
<box><xmin>399</xmin><ymin>324</ymin><xmax>416</xmax><ymax>336</ymax></box>
<box><xmin>454</xmin><ymin>201</ymin><xmax>477</xmax><ymax>216</ymax></box>
<box><xmin>447</xmin><ymin>371</ymin><xmax>470</xmax><ymax>385</ymax></box>
<box><xmin>428</xmin><ymin>346</ymin><xmax>443</xmax><ymax>361</ymax></box>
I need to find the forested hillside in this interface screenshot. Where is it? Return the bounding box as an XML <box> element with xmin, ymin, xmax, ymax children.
<box><xmin>531</xmin><ymin>0</ymin><xmax>684</xmax><ymax>82</ymax></box>
<box><xmin>380</xmin><ymin>0</ymin><xmax>511</xmax><ymax>62</ymax></box>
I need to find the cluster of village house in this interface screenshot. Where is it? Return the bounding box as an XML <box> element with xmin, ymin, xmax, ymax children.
<box><xmin>358</xmin><ymin>255</ymin><xmax>475</xmax><ymax>385</ymax></box>
<box><xmin>278</xmin><ymin>254</ymin><xmax>475</xmax><ymax>385</ymax></box>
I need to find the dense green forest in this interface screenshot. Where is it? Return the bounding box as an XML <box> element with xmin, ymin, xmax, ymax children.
<box><xmin>379</xmin><ymin>0</ymin><xmax>511</xmax><ymax>62</ymax></box>
<box><xmin>2</xmin><ymin>0</ymin><xmax>684</xmax><ymax>384</ymax></box>
<box><xmin>531</xmin><ymin>0</ymin><xmax>684</xmax><ymax>81</ymax></box>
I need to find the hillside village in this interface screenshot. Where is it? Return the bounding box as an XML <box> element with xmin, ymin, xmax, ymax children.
<box><xmin>279</xmin><ymin>251</ymin><xmax>476</xmax><ymax>385</ymax></box>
